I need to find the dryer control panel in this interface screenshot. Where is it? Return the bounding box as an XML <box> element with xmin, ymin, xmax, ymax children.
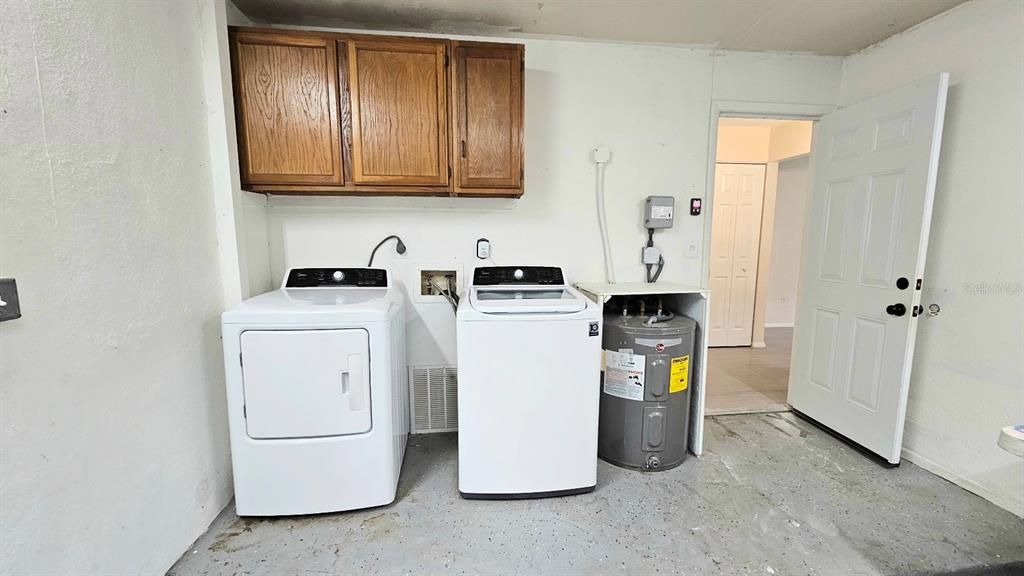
<box><xmin>473</xmin><ymin>266</ymin><xmax>564</xmax><ymax>286</ymax></box>
<box><xmin>285</xmin><ymin>268</ymin><xmax>388</xmax><ymax>288</ymax></box>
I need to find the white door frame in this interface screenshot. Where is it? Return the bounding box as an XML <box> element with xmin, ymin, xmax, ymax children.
<box><xmin>701</xmin><ymin>100</ymin><xmax>836</xmax><ymax>290</ymax></box>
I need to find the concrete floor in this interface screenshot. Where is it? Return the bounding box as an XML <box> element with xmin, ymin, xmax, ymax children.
<box><xmin>706</xmin><ymin>328</ymin><xmax>792</xmax><ymax>416</ymax></box>
<box><xmin>170</xmin><ymin>413</ymin><xmax>1024</xmax><ymax>576</ymax></box>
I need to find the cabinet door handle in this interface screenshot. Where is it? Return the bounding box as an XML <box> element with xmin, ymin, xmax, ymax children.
<box><xmin>460</xmin><ymin>140</ymin><xmax>467</xmax><ymax>158</ymax></box>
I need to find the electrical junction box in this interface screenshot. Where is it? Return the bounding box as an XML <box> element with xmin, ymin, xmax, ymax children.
<box><xmin>644</xmin><ymin>196</ymin><xmax>675</xmax><ymax>229</ymax></box>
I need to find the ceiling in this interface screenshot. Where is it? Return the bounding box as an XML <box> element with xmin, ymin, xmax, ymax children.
<box><xmin>232</xmin><ymin>0</ymin><xmax>965</xmax><ymax>56</ymax></box>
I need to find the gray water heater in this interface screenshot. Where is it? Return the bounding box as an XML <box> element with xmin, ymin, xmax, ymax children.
<box><xmin>599</xmin><ymin>310</ymin><xmax>696</xmax><ymax>471</ymax></box>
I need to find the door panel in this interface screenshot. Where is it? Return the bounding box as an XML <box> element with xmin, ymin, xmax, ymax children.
<box><xmin>241</xmin><ymin>329</ymin><xmax>370</xmax><ymax>439</ymax></box>
<box><xmin>231</xmin><ymin>31</ymin><xmax>343</xmax><ymax>185</ymax></box>
<box><xmin>452</xmin><ymin>42</ymin><xmax>524</xmax><ymax>192</ymax></box>
<box><xmin>709</xmin><ymin>163</ymin><xmax>767</xmax><ymax>347</ymax></box>
<box><xmin>347</xmin><ymin>39</ymin><xmax>448</xmax><ymax>186</ymax></box>
<box><xmin>789</xmin><ymin>73</ymin><xmax>949</xmax><ymax>463</ymax></box>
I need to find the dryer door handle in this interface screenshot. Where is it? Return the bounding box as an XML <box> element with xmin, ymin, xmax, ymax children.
<box><xmin>340</xmin><ymin>355</ymin><xmax>366</xmax><ymax>412</ymax></box>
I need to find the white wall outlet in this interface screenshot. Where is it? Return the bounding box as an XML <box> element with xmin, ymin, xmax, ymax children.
<box><xmin>476</xmin><ymin>238</ymin><xmax>490</xmax><ymax>260</ymax></box>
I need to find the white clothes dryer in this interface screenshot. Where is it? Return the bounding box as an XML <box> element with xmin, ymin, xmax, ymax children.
<box><xmin>221</xmin><ymin>268</ymin><xmax>407</xmax><ymax>516</ymax></box>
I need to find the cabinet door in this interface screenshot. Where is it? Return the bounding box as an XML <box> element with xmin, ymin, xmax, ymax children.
<box><xmin>452</xmin><ymin>42</ymin><xmax>523</xmax><ymax>194</ymax></box>
<box><xmin>231</xmin><ymin>31</ymin><xmax>343</xmax><ymax>185</ymax></box>
<box><xmin>347</xmin><ymin>39</ymin><xmax>449</xmax><ymax>186</ymax></box>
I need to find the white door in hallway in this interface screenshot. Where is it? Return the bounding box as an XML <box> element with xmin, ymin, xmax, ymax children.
<box><xmin>709</xmin><ymin>163</ymin><xmax>766</xmax><ymax>347</ymax></box>
<box><xmin>789</xmin><ymin>73</ymin><xmax>948</xmax><ymax>464</ymax></box>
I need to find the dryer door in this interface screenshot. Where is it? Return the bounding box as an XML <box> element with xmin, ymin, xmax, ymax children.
<box><xmin>241</xmin><ymin>329</ymin><xmax>371</xmax><ymax>439</ymax></box>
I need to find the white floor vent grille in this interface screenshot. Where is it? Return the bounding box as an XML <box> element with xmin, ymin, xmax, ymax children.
<box><xmin>409</xmin><ymin>366</ymin><xmax>458</xmax><ymax>433</ymax></box>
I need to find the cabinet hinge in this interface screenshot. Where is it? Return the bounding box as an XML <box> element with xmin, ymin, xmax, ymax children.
<box><xmin>444</xmin><ymin>54</ymin><xmax>449</xmax><ymax>67</ymax></box>
<box><xmin>448</xmin><ymin>166</ymin><xmax>452</xmax><ymax>178</ymax></box>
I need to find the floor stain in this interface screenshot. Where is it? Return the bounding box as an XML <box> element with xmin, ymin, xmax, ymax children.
<box><xmin>360</xmin><ymin>512</ymin><xmax>399</xmax><ymax>541</ymax></box>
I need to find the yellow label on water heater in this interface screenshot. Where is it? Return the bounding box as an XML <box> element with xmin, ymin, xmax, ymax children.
<box><xmin>670</xmin><ymin>355</ymin><xmax>690</xmax><ymax>393</ymax></box>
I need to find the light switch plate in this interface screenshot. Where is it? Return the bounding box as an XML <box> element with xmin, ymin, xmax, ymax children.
<box><xmin>0</xmin><ymin>278</ymin><xmax>22</xmax><ymax>322</ymax></box>
<box><xmin>686</xmin><ymin>241</ymin><xmax>699</xmax><ymax>259</ymax></box>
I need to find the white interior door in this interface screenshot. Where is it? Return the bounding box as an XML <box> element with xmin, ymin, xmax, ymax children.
<box><xmin>789</xmin><ymin>73</ymin><xmax>948</xmax><ymax>464</ymax></box>
<box><xmin>709</xmin><ymin>163</ymin><xmax>766</xmax><ymax>347</ymax></box>
<box><xmin>241</xmin><ymin>329</ymin><xmax>371</xmax><ymax>439</ymax></box>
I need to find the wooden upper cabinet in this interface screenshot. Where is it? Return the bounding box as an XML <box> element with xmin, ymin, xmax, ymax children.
<box><xmin>451</xmin><ymin>42</ymin><xmax>524</xmax><ymax>195</ymax></box>
<box><xmin>230</xmin><ymin>30</ymin><xmax>343</xmax><ymax>186</ymax></box>
<box><xmin>228</xmin><ymin>28</ymin><xmax>524</xmax><ymax>196</ymax></box>
<box><xmin>346</xmin><ymin>38</ymin><xmax>449</xmax><ymax>186</ymax></box>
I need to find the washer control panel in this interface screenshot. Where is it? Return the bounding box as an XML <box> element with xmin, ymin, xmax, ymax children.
<box><xmin>285</xmin><ymin>268</ymin><xmax>388</xmax><ymax>288</ymax></box>
<box><xmin>473</xmin><ymin>266</ymin><xmax>564</xmax><ymax>286</ymax></box>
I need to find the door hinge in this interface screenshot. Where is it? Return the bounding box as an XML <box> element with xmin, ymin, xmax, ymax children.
<box><xmin>912</xmin><ymin>305</ymin><xmax>924</xmax><ymax>317</ymax></box>
<box><xmin>916</xmin><ymin>278</ymin><xmax>923</xmax><ymax>290</ymax></box>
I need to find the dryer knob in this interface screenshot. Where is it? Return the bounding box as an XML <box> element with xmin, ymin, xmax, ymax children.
<box><xmin>332</xmin><ymin>270</ymin><xmax>345</xmax><ymax>282</ymax></box>
<box><xmin>513</xmin><ymin>268</ymin><xmax>524</xmax><ymax>280</ymax></box>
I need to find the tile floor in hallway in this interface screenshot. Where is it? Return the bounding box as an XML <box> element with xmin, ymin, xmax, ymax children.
<box><xmin>706</xmin><ymin>328</ymin><xmax>793</xmax><ymax>415</ymax></box>
<box><xmin>170</xmin><ymin>413</ymin><xmax>1024</xmax><ymax>576</ymax></box>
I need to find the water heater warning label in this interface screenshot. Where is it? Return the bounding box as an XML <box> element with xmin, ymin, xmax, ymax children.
<box><xmin>603</xmin><ymin>350</ymin><xmax>645</xmax><ymax>401</ymax></box>
<box><xmin>670</xmin><ymin>355</ymin><xmax>690</xmax><ymax>393</ymax></box>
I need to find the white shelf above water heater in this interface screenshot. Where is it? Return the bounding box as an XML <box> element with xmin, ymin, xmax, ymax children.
<box><xmin>575</xmin><ymin>282</ymin><xmax>709</xmax><ymax>457</ymax></box>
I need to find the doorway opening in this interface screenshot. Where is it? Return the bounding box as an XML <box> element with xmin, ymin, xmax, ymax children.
<box><xmin>705</xmin><ymin>117</ymin><xmax>815</xmax><ymax>415</ymax></box>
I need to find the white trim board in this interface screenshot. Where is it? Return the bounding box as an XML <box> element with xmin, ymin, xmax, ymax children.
<box><xmin>902</xmin><ymin>447</ymin><xmax>1024</xmax><ymax>518</ymax></box>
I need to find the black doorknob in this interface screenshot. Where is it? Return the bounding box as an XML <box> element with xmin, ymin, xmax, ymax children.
<box><xmin>886</xmin><ymin>303</ymin><xmax>907</xmax><ymax>317</ymax></box>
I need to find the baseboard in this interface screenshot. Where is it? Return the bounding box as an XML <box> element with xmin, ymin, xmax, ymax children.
<box><xmin>751</xmin><ymin>342</ymin><xmax>766</xmax><ymax>348</ymax></box>
<box><xmin>764</xmin><ymin>322</ymin><xmax>794</xmax><ymax>328</ymax></box>
<box><xmin>901</xmin><ymin>447</ymin><xmax>1024</xmax><ymax>518</ymax></box>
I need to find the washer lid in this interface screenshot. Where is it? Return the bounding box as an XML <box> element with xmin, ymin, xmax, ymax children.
<box><xmin>469</xmin><ymin>286</ymin><xmax>586</xmax><ymax>314</ymax></box>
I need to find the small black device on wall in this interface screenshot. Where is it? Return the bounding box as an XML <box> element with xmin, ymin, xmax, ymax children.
<box><xmin>0</xmin><ymin>278</ymin><xmax>22</xmax><ymax>322</ymax></box>
<box><xmin>690</xmin><ymin>198</ymin><xmax>702</xmax><ymax>216</ymax></box>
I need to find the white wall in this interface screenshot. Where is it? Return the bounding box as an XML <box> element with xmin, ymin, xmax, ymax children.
<box><xmin>243</xmin><ymin>193</ymin><xmax>274</xmax><ymax>295</ymax></box>
<box><xmin>716</xmin><ymin>125</ymin><xmax>771</xmax><ymax>163</ymax></box>
<box><xmin>0</xmin><ymin>1</ymin><xmax>234</xmax><ymax>573</ymax></box>
<box><xmin>768</xmin><ymin>121</ymin><xmax>813</xmax><ymax>162</ymax></box>
<box><xmin>765</xmin><ymin>156</ymin><xmax>810</xmax><ymax>326</ymax></box>
<box><xmin>262</xmin><ymin>34</ymin><xmax>841</xmax><ymax>368</ymax></box>
<box><xmin>840</xmin><ymin>0</ymin><xmax>1024</xmax><ymax>516</ymax></box>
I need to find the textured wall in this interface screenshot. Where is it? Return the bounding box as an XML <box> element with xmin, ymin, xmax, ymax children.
<box><xmin>841</xmin><ymin>1</ymin><xmax>1024</xmax><ymax>516</ymax></box>
<box><xmin>262</xmin><ymin>38</ymin><xmax>842</xmax><ymax>369</ymax></box>
<box><xmin>0</xmin><ymin>1</ymin><xmax>233</xmax><ymax>573</ymax></box>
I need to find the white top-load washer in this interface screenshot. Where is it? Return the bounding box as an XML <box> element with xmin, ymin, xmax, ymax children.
<box><xmin>457</xmin><ymin>266</ymin><xmax>602</xmax><ymax>498</ymax></box>
<box><xmin>221</xmin><ymin>268</ymin><xmax>407</xmax><ymax>516</ymax></box>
